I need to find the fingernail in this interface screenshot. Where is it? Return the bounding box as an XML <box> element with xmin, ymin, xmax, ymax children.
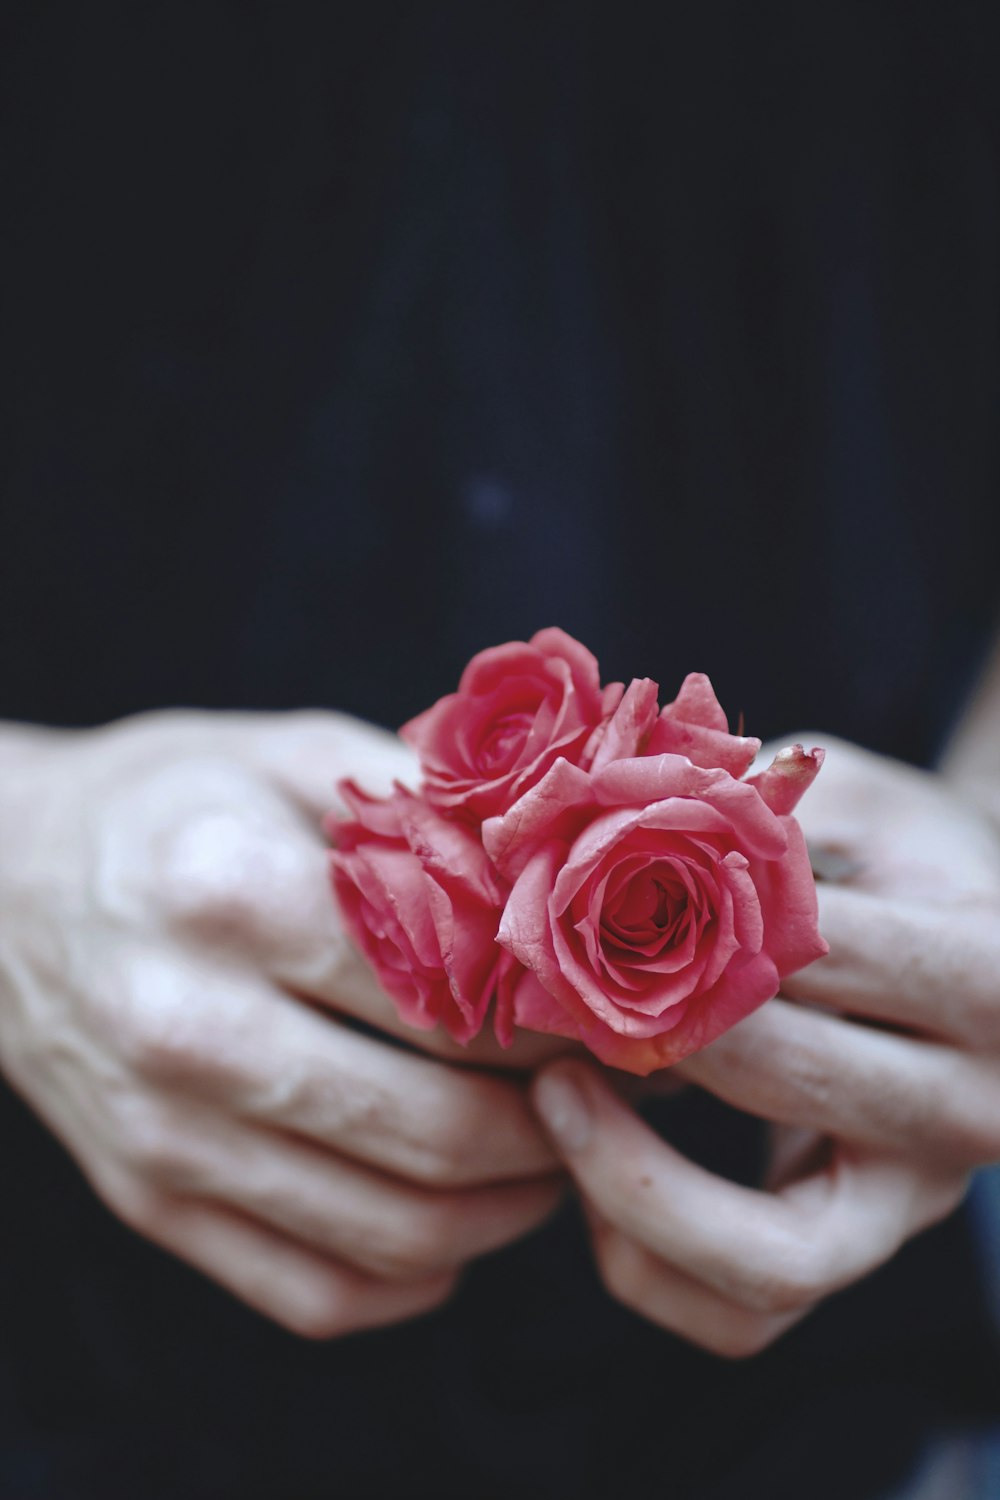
<box><xmin>534</xmin><ymin>1071</ymin><xmax>592</xmax><ymax>1153</ymax></box>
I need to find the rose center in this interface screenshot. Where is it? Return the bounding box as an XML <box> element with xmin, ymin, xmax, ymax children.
<box><xmin>602</xmin><ymin>870</ymin><xmax>690</xmax><ymax>951</ymax></box>
<box><xmin>476</xmin><ymin>711</ymin><xmax>534</xmax><ymax>774</ymax></box>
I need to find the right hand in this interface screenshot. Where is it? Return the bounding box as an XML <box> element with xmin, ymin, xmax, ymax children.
<box><xmin>0</xmin><ymin>710</ymin><xmax>564</xmax><ymax>1338</ymax></box>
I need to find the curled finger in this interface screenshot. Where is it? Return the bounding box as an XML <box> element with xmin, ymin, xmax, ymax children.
<box><xmin>125</xmin><ymin>1190</ymin><xmax>458</xmax><ymax>1339</ymax></box>
<box><xmin>585</xmin><ymin>1208</ymin><xmax>808</xmax><ymax>1358</ymax></box>
<box><xmin>533</xmin><ymin>1061</ymin><xmax>964</xmax><ymax>1317</ymax></box>
<box><xmin>135</xmin><ymin>1108</ymin><xmax>564</xmax><ymax>1282</ymax></box>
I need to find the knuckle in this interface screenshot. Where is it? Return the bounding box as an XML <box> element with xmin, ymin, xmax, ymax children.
<box><xmin>99</xmin><ymin>1171</ymin><xmax>163</xmax><ymax>1235</ymax></box>
<box><xmin>109</xmin><ymin>952</ymin><xmax>234</xmax><ymax>1089</ymax></box>
<box><xmin>229</xmin><ymin>1246</ymin><xmax>356</xmax><ymax>1342</ymax></box>
<box><xmin>123</xmin><ymin>995</ymin><xmax>212</xmax><ymax>1084</ymax></box>
<box><xmin>117</xmin><ymin>1101</ymin><xmax>190</xmax><ymax>1184</ymax></box>
<box><xmin>410</xmin><ymin>1111</ymin><xmax>478</xmax><ymax>1188</ymax></box>
<box><xmin>779</xmin><ymin>1034</ymin><xmax>837</xmax><ymax>1124</ymax></box>
<box><xmin>283</xmin><ymin>1287</ymin><xmax>351</xmax><ymax>1341</ymax></box>
<box><xmin>276</xmin><ymin>1068</ymin><xmax>406</xmax><ymax>1161</ymax></box>
<box><xmin>158</xmin><ymin>810</ymin><xmax>274</xmax><ymax>946</ymax></box>
<box><xmin>940</xmin><ymin>1080</ymin><xmax>1000</xmax><ymax>1168</ymax></box>
<box><xmin>377</xmin><ymin>1200</ymin><xmax>457</xmax><ymax>1280</ymax></box>
<box><xmin>736</xmin><ymin>1231</ymin><xmax>824</xmax><ymax>1315</ymax></box>
<box><xmin>392</xmin><ymin>1080</ymin><xmax>508</xmax><ymax>1188</ymax></box>
<box><xmin>707</xmin><ymin>1315</ymin><xmax>786</xmax><ymax>1362</ymax></box>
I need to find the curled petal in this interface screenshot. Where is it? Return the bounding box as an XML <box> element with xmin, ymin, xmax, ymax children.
<box><xmin>647</xmin><ymin>672</ymin><xmax>760</xmax><ymax>776</ymax></box>
<box><xmin>483</xmin><ymin>758</ymin><xmax>594</xmax><ymax>880</ymax></box>
<box><xmin>593</xmin><ymin>759</ymin><xmax>789</xmax><ymax>860</ymax></box>
<box><xmin>663</xmin><ymin>672</ymin><xmax>729</xmax><ymax>731</ymax></box>
<box><xmin>747</xmin><ymin>816</ymin><xmax>830</xmax><ymax>976</ymax></box>
<box><xmin>747</xmin><ymin>744</ymin><xmax>826</xmax><ymax>816</ymax></box>
<box><xmin>588</xmin><ymin>677</ymin><xmax>660</xmax><ymax>772</ymax></box>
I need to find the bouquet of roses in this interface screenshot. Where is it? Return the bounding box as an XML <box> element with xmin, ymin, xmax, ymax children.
<box><xmin>326</xmin><ymin>629</ymin><xmax>827</xmax><ymax>1076</ymax></box>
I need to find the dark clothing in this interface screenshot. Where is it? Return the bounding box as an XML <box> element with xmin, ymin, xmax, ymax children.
<box><xmin>1</xmin><ymin>5</ymin><xmax>998</xmax><ymax>1497</ymax></box>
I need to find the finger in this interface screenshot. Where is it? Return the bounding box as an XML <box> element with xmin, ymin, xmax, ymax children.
<box><xmin>278</xmin><ymin>904</ymin><xmax>578</xmax><ymax>1072</ymax></box>
<box><xmin>783</xmin><ymin>885</ymin><xmax>1000</xmax><ymax>1048</ymax></box>
<box><xmin>236</xmin><ymin>710</ymin><xmax>420</xmax><ymax>821</ymax></box>
<box><xmin>584</xmin><ymin>1209</ymin><xmax>807</xmax><ymax>1358</ymax></box>
<box><xmin>533</xmin><ymin>1062</ymin><xmax>964</xmax><ymax>1314</ymax></box>
<box><xmin>162</xmin><ymin>1115</ymin><xmax>564</xmax><ymax>1282</ymax></box>
<box><xmin>674</xmin><ymin>997</ymin><xmax>1000</xmax><ymax>1164</ymax></box>
<box><xmin>119</xmin><ymin>953</ymin><xmax>558</xmax><ymax>1185</ymax></box>
<box><xmin>134</xmin><ymin>1192</ymin><xmax>457</xmax><ymax>1338</ymax></box>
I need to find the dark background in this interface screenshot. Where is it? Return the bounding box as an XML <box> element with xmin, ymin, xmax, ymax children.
<box><xmin>1</xmin><ymin>4</ymin><xmax>998</xmax><ymax>1498</ymax></box>
<box><xmin>2</xmin><ymin>2</ymin><xmax>997</xmax><ymax>751</ymax></box>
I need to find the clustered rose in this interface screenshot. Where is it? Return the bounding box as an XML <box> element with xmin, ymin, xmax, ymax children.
<box><xmin>327</xmin><ymin>629</ymin><xmax>827</xmax><ymax>1076</ymax></box>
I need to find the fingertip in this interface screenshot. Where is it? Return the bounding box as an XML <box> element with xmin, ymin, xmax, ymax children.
<box><xmin>532</xmin><ymin>1061</ymin><xmax>601</xmax><ymax>1155</ymax></box>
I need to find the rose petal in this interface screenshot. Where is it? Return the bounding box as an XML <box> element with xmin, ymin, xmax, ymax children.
<box><xmin>529</xmin><ymin>626</ymin><xmax>603</xmax><ymax>698</ymax></box>
<box><xmin>483</xmin><ymin>758</ymin><xmax>594</xmax><ymax>879</ymax></box>
<box><xmin>748</xmin><ymin>815</ymin><xmax>830</xmax><ymax>976</ymax></box>
<box><xmin>646</xmin><ymin>673</ymin><xmax>761</xmax><ymax>776</ymax></box>
<box><xmin>588</xmin><ymin>762</ymin><xmax>789</xmax><ymax>860</ymax></box>
<box><xmin>663</xmin><ymin>672</ymin><xmax>729</xmax><ymax>732</ymax></box>
<box><xmin>402</xmin><ymin>799</ymin><xmax>502</xmax><ymax>908</ymax></box>
<box><xmin>719</xmin><ymin>849</ymin><xmax>765</xmax><ymax>957</ymax></box>
<box><xmin>496</xmin><ymin>839</ymin><xmax>572</xmax><ymax>998</ymax></box>
<box><xmin>589</xmin><ymin>677</ymin><xmax>660</xmax><ymax>772</ymax></box>
<box><xmin>747</xmin><ymin>745</ymin><xmax>826</xmax><ymax>816</ymax></box>
<box><xmin>646</xmin><ymin>717</ymin><xmax>762</xmax><ymax>778</ymax></box>
<box><xmin>511</xmin><ymin>967</ymin><xmax>588</xmax><ymax>1044</ymax></box>
<box><xmin>328</xmin><ymin>780</ymin><xmax>409</xmax><ymax>840</ymax></box>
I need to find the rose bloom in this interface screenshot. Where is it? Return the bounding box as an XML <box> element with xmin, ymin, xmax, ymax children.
<box><xmin>400</xmin><ymin>627</ymin><xmax>623</xmax><ymax>820</ymax></box>
<box><xmin>327</xmin><ymin>783</ymin><xmax>512</xmax><ymax>1043</ymax></box>
<box><xmin>483</xmin><ymin>744</ymin><xmax>827</xmax><ymax>1075</ymax></box>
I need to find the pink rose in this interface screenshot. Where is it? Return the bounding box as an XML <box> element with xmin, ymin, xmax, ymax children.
<box><xmin>327</xmin><ymin>783</ymin><xmax>513</xmax><ymax>1043</ymax></box>
<box><xmin>484</xmin><ymin>745</ymin><xmax>827</xmax><ymax>1075</ymax></box>
<box><xmin>400</xmin><ymin>627</ymin><xmax>621</xmax><ymax>820</ymax></box>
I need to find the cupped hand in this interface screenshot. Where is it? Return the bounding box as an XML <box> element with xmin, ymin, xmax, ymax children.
<box><xmin>531</xmin><ymin>736</ymin><xmax>1000</xmax><ymax>1356</ymax></box>
<box><xmin>0</xmin><ymin>710</ymin><xmax>564</xmax><ymax>1338</ymax></box>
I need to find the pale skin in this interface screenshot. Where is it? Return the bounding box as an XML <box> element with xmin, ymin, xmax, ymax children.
<box><xmin>532</xmin><ymin>627</ymin><xmax>1000</xmax><ymax>1357</ymax></box>
<box><xmin>1</xmin><ymin>635</ymin><xmax>998</xmax><ymax>1351</ymax></box>
<box><xmin>0</xmin><ymin>710</ymin><xmax>566</xmax><ymax>1338</ymax></box>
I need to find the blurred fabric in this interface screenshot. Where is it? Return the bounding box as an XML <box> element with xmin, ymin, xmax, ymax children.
<box><xmin>1</xmin><ymin>4</ymin><xmax>998</xmax><ymax>1497</ymax></box>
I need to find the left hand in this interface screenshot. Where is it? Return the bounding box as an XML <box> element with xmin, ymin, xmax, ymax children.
<box><xmin>531</xmin><ymin>736</ymin><xmax>1000</xmax><ymax>1357</ymax></box>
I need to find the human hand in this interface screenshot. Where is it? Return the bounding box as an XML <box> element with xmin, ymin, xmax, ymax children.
<box><xmin>0</xmin><ymin>710</ymin><xmax>563</xmax><ymax>1338</ymax></box>
<box><xmin>531</xmin><ymin>736</ymin><xmax>1000</xmax><ymax>1356</ymax></box>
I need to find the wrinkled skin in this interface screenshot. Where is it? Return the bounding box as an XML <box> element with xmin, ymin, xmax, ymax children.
<box><xmin>533</xmin><ymin>736</ymin><xmax>1000</xmax><ymax>1356</ymax></box>
<box><xmin>0</xmin><ymin>711</ymin><xmax>565</xmax><ymax>1338</ymax></box>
